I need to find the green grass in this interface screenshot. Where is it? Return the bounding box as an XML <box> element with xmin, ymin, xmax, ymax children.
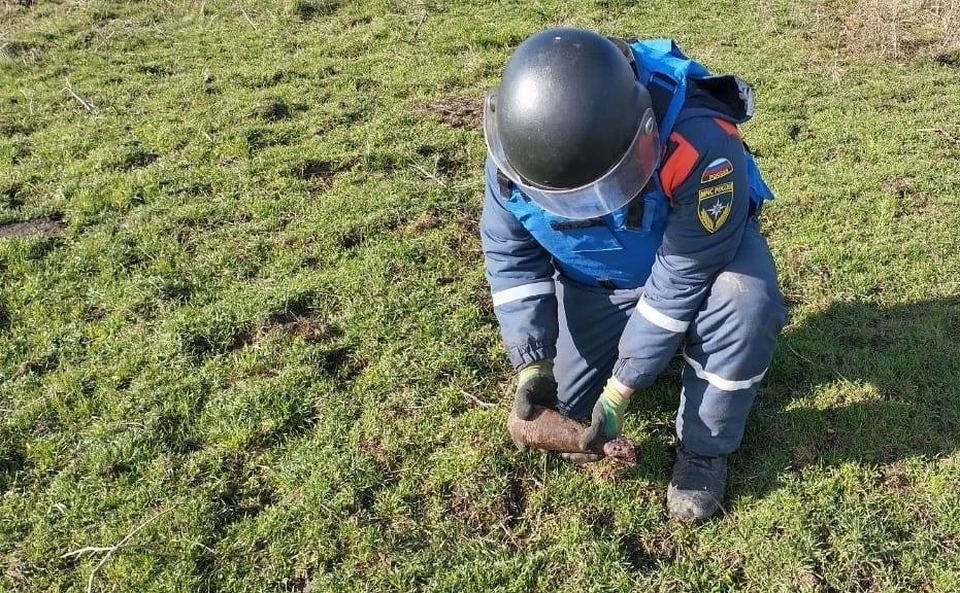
<box><xmin>1</xmin><ymin>0</ymin><xmax>959</xmax><ymax>591</ymax></box>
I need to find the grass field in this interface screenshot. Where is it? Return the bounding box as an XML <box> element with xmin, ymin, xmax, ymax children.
<box><xmin>2</xmin><ymin>0</ymin><xmax>959</xmax><ymax>591</ymax></box>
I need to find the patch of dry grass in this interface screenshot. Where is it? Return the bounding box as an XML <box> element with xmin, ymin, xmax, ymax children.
<box><xmin>842</xmin><ymin>0</ymin><xmax>960</xmax><ymax>61</ymax></box>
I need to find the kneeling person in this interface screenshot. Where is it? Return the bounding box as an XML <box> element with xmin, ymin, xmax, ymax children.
<box><xmin>480</xmin><ymin>28</ymin><xmax>788</xmax><ymax>521</ymax></box>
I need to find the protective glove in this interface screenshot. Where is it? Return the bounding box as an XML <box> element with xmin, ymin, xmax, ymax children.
<box><xmin>579</xmin><ymin>378</ymin><xmax>630</xmax><ymax>453</ymax></box>
<box><xmin>512</xmin><ymin>359</ymin><xmax>558</xmax><ymax>421</ymax></box>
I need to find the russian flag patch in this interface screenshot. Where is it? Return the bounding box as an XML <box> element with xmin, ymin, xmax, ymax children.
<box><xmin>701</xmin><ymin>158</ymin><xmax>733</xmax><ymax>183</ymax></box>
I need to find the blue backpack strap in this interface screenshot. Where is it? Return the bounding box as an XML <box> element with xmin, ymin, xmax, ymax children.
<box><xmin>744</xmin><ymin>146</ymin><xmax>774</xmax><ymax>216</ymax></box>
<box><xmin>627</xmin><ymin>39</ymin><xmax>711</xmax><ymax>143</ymax></box>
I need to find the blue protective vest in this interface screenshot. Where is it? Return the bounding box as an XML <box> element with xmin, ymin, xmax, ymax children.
<box><xmin>501</xmin><ymin>39</ymin><xmax>774</xmax><ymax>289</ymax></box>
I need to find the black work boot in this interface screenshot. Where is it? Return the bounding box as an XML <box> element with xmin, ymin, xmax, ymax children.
<box><xmin>667</xmin><ymin>446</ymin><xmax>727</xmax><ymax>521</ymax></box>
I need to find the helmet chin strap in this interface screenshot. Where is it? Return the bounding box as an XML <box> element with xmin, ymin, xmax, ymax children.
<box><xmin>624</xmin><ymin>193</ymin><xmax>645</xmax><ymax>230</ymax></box>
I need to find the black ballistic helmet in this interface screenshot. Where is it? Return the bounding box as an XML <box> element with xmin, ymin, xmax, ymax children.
<box><xmin>484</xmin><ymin>28</ymin><xmax>660</xmax><ymax>219</ymax></box>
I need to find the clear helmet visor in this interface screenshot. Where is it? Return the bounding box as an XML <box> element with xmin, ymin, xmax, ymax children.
<box><xmin>483</xmin><ymin>87</ymin><xmax>660</xmax><ymax>220</ymax></box>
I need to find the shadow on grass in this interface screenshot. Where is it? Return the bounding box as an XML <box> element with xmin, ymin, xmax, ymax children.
<box><xmin>731</xmin><ymin>295</ymin><xmax>960</xmax><ymax>498</ymax></box>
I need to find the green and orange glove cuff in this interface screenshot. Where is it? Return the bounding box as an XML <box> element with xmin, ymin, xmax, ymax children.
<box><xmin>580</xmin><ymin>378</ymin><xmax>631</xmax><ymax>452</ymax></box>
<box><xmin>513</xmin><ymin>359</ymin><xmax>557</xmax><ymax>420</ymax></box>
<box><xmin>517</xmin><ymin>359</ymin><xmax>554</xmax><ymax>386</ymax></box>
<box><xmin>597</xmin><ymin>378</ymin><xmax>629</xmax><ymax>438</ymax></box>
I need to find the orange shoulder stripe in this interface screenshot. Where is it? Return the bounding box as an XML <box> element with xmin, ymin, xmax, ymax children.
<box><xmin>713</xmin><ymin>117</ymin><xmax>740</xmax><ymax>138</ymax></box>
<box><xmin>658</xmin><ymin>132</ymin><xmax>699</xmax><ymax>200</ymax></box>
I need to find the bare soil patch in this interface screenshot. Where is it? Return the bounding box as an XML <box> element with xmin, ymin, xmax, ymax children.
<box><xmin>417</xmin><ymin>96</ymin><xmax>482</xmax><ymax>129</ymax></box>
<box><xmin>0</xmin><ymin>215</ymin><xmax>65</xmax><ymax>239</ymax></box>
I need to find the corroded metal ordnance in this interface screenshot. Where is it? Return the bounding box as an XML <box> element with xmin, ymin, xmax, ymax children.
<box><xmin>507</xmin><ymin>405</ymin><xmax>638</xmax><ymax>466</ymax></box>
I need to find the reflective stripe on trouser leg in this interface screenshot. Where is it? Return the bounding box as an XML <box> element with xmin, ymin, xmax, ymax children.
<box><xmin>553</xmin><ymin>276</ymin><xmax>638</xmax><ymax>419</ymax></box>
<box><xmin>676</xmin><ymin>370</ymin><xmax>759</xmax><ymax>457</ymax></box>
<box><xmin>676</xmin><ymin>223</ymin><xmax>788</xmax><ymax>456</ymax></box>
<box><xmin>491</xmin><ymin>280</ymin><xmax>556</xmax><ymax>307</ymax></box>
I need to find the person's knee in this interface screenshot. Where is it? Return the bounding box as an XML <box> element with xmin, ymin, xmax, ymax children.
<box><xmin>712</xmin><ymin>270</ymin><xmax>787</xmax><ymax>337</ymax></box>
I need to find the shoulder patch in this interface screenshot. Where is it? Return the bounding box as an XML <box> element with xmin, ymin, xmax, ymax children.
<box><xmin>697</xmin><ymin>181</ymin><xmax>733</xmax><ymax>233</ymax></box>
<box><xmin>701</xmin><ymin>157</ymin><xmax>733</xmax><ymax>183</ymax></box>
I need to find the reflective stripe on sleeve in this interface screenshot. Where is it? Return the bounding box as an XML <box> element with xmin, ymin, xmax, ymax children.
<box><xmin>491</xmin><ymin>280</ymin><xmax>556</xmax><ymax>307</ymax></box>
<box><xmin>682</xmin><ymin>352</ymin><xmax>768</xmax><ymax>392</ymax></box>
<box><xmin>636</xmin><ymin>296</ymin><xmax>689</xmax><ymax>333</ymax></box>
